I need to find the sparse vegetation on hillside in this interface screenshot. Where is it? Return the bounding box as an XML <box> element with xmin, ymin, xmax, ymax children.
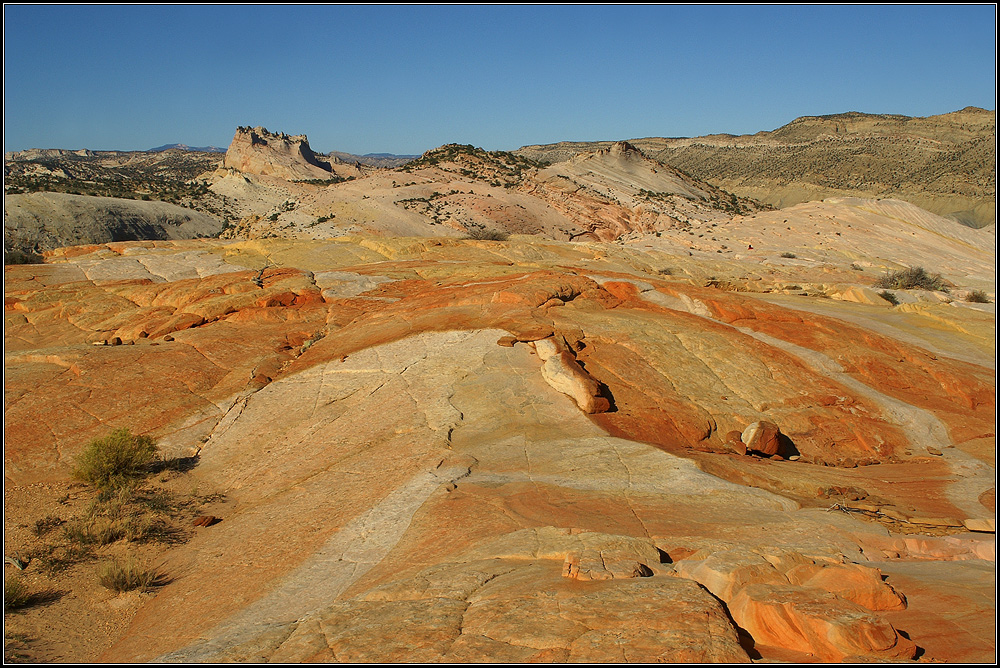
<box><xmin>517</xmin><ymin>109</ymin><xmax>996</xmax><ymax>227</ymax></box>
<box><xmin>873</xmin><ymin>267</ymin><xmax>949</xmax><ymax>292</ymax></box>
<box><xmin>4</xmin><ymin>150</ymin><xmax>228</xmax><ymax>217</ymax></box>
<box><xmin>398</xmin><ymin>144</ymin><xmax>544</xmax><ymax>189</ymax></box>
<box><xmin>292</xmin><ymin>177</ymin><xmax>346</xmax><ymax>185</ymax></box>
<box><xmin>878</xmin><ymin>290</ymin><xmax>899</xmax><ymax>305</ymax></box>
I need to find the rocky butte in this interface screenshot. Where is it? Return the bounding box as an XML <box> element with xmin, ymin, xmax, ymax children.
<box><xmin>2</xmin><ymin>114</ymin><xmax>996</xmax><ymax>664</ymax></box>
<box><xmin>220</xmin><ymin>126</ymin><xmax>359</xmax><ymax>182</ymax></box>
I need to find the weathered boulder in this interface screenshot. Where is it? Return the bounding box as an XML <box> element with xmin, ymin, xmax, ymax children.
<box><xmin>741</xmin><ymin>420</ymin><xmax>782</xmax><ymax>456</ymax></box>
<box><xmin>533</xmin><ymin>336</ymin><xmax>610</xmax><ymax>414</ymax></box>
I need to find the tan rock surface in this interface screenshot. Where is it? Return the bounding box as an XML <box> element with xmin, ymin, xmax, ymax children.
<box><xmin>4</xmin><ymin>235</ymin><xmax>994</xmax><ymax>663</ymax></box>
<box><xmin>729</xmin><ymin>583</ymin><xmax>917</xmax><ymax>662</ymax></box>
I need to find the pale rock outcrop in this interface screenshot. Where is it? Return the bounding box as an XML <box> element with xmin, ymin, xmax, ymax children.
<box><xmin>829</xmin><ymin>285</ymin><xmax>894</xmax><ymax>306</ymax></box>
<box><xmin>673</xmin><ymin>550</ymin><xmax>788</xmax><ymax>600</ymax></box>
<box><xmin>462</xmin><ymin>527</ymin><xmax>662</xmax><ymax>581</ymax></box>
<box><xmin>673</xmin><ymin>548</ymin><xmax>913</xmax><ymax>661</ymax></box>
<box><xmin>535</xmin><ymin>338</ymin><xmax>610</xmax><ymax>414</ymax></box>
<box><xmin>223</xmin><ymin>126</ymin><xmax>339</xmax><ymax>181</ymax></box>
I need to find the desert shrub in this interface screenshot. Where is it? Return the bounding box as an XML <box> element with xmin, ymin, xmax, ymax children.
<box><xmin>73</xmin><ymin>429</ymin><xmax>158</xmax><ymax>491</ymax></box>
<box><xmin>966</xmin><ymin>290</ymin><xmax>991</xmax><ymax>303</ymax></box>
<box><xmin>878</xmin><ymin>290</ymin><xmax>899</xmax><ymax>305</ymax></box>
<box><xmin>850</xmin><ymin>263</ymin><xmax>863</xmax><ymax>271</ymax></box>
<box><xmin>780</xmin><ymin>252</ymin><xmax>797</xmax><ymax>259</ymax></box>
<box><xmin>874</xmin><ymin>267</ymin><xmax>948</xmax><ymax>292</ymax></box>
<box><xmin>97</xmin><ymin>559</ymin><xmax>162</xmax><ymax>593</ymax></box>
<box><xmin>4</xmin><ymin>249</ymin><xmax>44</xmax><ymax>265</ymax></box>
<box><xmin>4</xmin><ymin>576</ymin><xmax>31</xmax><ymax>609</ymax></box>
<box><xmin>464</xmin><ymin>227</ymin><xmax>509</xmax><ymax>241</ymax></box>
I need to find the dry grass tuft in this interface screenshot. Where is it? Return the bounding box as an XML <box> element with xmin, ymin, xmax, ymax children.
<box><xmin>97</xmin><ymin>558</ymin><xmax>164</xmax><ymax>593</ymax></box>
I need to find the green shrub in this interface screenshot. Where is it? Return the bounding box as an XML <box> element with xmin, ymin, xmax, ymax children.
<box><xmin>878</xmin><ymin>290</ymin><xmax>899</xmax><ymax>305</ymax></box>
<box><xmin>4</xmin><ymin>576</ymin><xmax>31</xmax><ymax>609</ymax></box>
<box><xmin>874</xmin><ymin>267</ymin><xmax>948</xmax><ymax>292</ymax></box>
<box><xmin>73</xmin><ymin>429</ymin><xmax>158</xmax><ymax>491</ymax></box>
<box><xmin>97</xmin><ymin>558</ymin><xmax>162</xmax><ymax>593</ymax></box>
<box><xmin>780</xmin><ymin>252</ymin><xmax>797</xmax><ymax>259</ymax></box>
<box><xmin>966</xmin><ymin>290</ymin><xmax>991</xmax><ymax>303</ymax></box>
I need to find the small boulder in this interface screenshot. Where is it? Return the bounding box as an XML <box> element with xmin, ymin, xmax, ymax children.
<box><xmin>723</xmin><ymin>430</ymin><xmax>747</xmax><ymax>455</ymax></box>
<box><xmin>741</xmin><ymin>421</ymin><xmax>781</xmax><ymax>456</ymax></box>
<box><xmin>193</xmin><ymin>515</ymin><xmax>220</xmax><ymax>527</ymax></box>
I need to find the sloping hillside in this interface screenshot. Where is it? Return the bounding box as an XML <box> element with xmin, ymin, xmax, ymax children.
<box><xmin>517</xmin><ymin>107</ymin><xmax>996</xmax><ymax>228</ymax></box>
<box><xmin>4</xmin><ymin>192</ymin><xmax>223</xmax><ymax>251</ymax></box>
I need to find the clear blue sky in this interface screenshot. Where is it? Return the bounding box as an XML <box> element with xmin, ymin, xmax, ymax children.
<box><xmin>3</xmin><ymin>5</ymin><xmax>996</xmax><ymax>154</ymax></box>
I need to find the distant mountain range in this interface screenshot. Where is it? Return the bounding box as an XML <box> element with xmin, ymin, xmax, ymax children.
<box><xmin>148</xmin><ymin>144</ymin><xmax>227</xmax><ymax>153</ymax></box>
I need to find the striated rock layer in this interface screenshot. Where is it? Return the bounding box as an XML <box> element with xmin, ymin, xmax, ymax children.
<box><xmin>4</xmin><ymin>236</ymin><xmax>995</xmax><ymax>663</ymax></box>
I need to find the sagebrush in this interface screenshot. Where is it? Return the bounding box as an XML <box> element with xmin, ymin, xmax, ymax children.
<box><xmin>73</xmin><ymin>428</ymin><xmax>159</xmax><ymax>490</ymax></box>
<box><xmin>874</xmin><ymin>266</ymin><xmax>948</xmax><ymax>292</ymax></box>
<box><xmin>966</xmin><ymin>290</ymin><xmax>991</xmax><ymax>303</ymax></box>
<box><xmin>878</xmin><ymin>290</ymin><xmax>899</xmax><ymax>305</ymax></box>
<box><xmin>4</xmin><ymin>576</ymin><xmax>31</xmax><ymax>609</ymax></box>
